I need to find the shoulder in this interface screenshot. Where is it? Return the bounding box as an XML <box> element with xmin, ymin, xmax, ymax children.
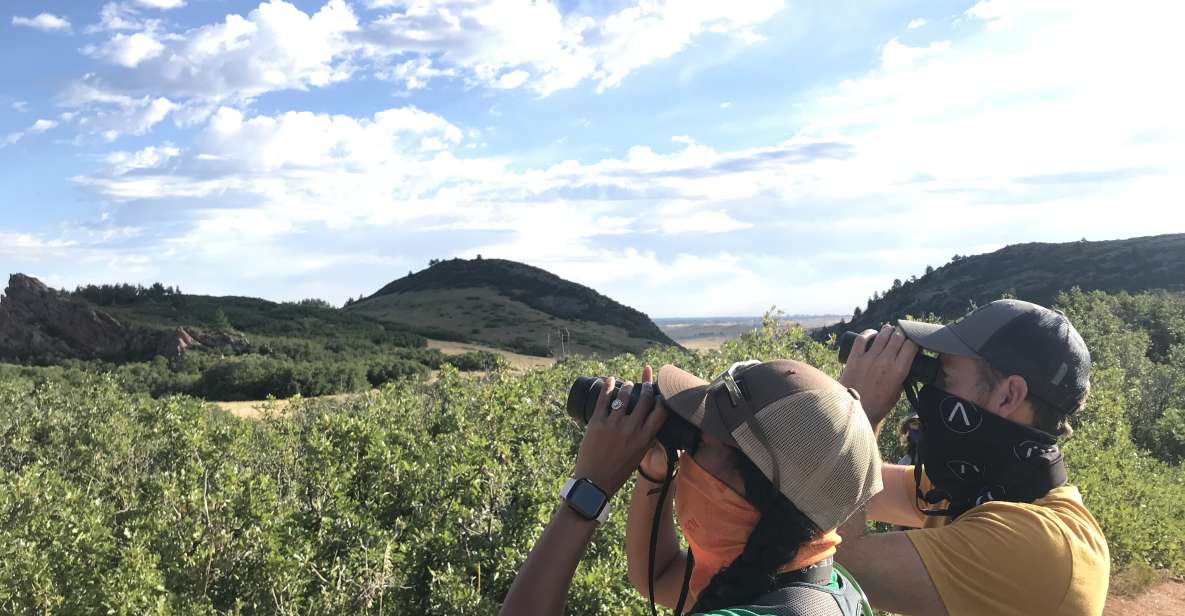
<box><xmin>906</xmin><ymin>485</ymin><xmax>1109</xmax><ymax>614</ymax></box>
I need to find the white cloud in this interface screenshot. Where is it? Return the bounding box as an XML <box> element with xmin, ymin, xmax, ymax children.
<box><xmin>64</xmin><ymin>83</ymin><xmax>177</xmax><ymax>139</ymax></box>
<box><xmin>86</xmin><ymin>32</ymin><xmax>166</xmax><ymax>67</ymax></box>
<box><xmin>81</xmin><ymin>0</ymin><xmax>359</xmax><ymax>103</ymax></box>
<box><xmin>720</xmin><ymin>101</ymin><xmax>731</xmax><ymax>109</ymax></box>
<box><xmin>1</xmin><ymin>133</ymin><xmax>23</xmax><ymax>148</ymax></box>
<box><xmin>362</xmin><ymin>0</ymin><xmax>785</xmax><ymax>95</ymax></box>
<box><xmin>89</xmin><ymin>2</ymin><xmax>160</xmax><ymax>33</ymax></box>
<box><xmin>106</xmin><ymin>145</ymin><xmax>182</xmax><ymax>175</ymax></box>
<box><xmin>135</xmin><ymin>0</ymin><xmax>186</xmax><ymax>9</ymax></box>
<box><xmin>56</xmin><ymin>1</ymin><xmax>1185</xmax><ymax>315</ymax></box>
<box><xmin>965</xmin><ymin>0</ymin><xmax>1017</xmax><ymax>21</ymax></box>
<box><xmin>880</xmin><ymin>37</ymin><xmax>950</xmax><ymax>70</ymax></box>
<box><xmin>494</xmin><ymin>69</ymin><xmax>530</xmax><ymax>89</ymax></box>
<box><xmin>12</xmin><ymin>101</ymin><xmax>29</xmax><ymax>112</ymax></box>
<box><xmin>657</xmin><ymin>202</ymin><xmax>751</xmax><ymax>235</ymax></box>
<box><xmin>907</xmin><ymin>18</ymin><xmax>926</xmax><ymax>29</ymax></box>
<box><xmin>29</xmin><ymin>119</ymin><xmax>59</xmax><ymax>133</ymax></box>
<box><xmin>12</xmin><ymin>13</ymin><xmax>72</xmax><ymax>32</ymax></box>
<box><xmin>376</xmin><ymin>57</ymin><xmax>457</xmax><ymax>90</ymax></box>
<box><xmin>0</xmin><ymin>232</ymin><xmax>77</xmax><ymax>257</ymax></box>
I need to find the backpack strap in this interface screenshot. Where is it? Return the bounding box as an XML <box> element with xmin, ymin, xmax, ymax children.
<box><xmin>722</xmin><ymin>565</ymin><xmax>872</xmax><ymax>616</ymax></box>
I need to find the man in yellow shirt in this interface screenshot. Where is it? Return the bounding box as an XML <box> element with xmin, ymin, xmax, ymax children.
<box><xmin>833</xmin><ymin>299</ymin><xmax>1110</xmax><ymax>615</ymax></box>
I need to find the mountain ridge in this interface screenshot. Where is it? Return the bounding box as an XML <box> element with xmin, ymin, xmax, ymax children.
<box><xmin>820</xmin><ymin>233</ymin><xmax>1185</xmax><ymax>339</ymax></box>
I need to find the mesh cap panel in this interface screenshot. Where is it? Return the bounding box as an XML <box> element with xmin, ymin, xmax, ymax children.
<box><xmin>731</xmin><ymin>389</ymin><xmax>882</xmax><ymax>530</ymax></box>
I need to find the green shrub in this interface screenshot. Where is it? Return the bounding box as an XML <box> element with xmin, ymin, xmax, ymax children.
<box><xmin>0</xmin><ymin>299</ymin><xmax>1183</xmax><ymax>614</ymax></box>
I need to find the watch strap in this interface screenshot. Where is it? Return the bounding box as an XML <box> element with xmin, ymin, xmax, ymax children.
<box><xmin>561</xmin><ymin>478</ymin><xmax>610</xmax><ymax>524</ymax></box>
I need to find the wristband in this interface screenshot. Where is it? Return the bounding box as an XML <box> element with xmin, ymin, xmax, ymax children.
<box><xmin>636</xmin><ymin>465</ymin><xmax>668</xmax><ymax>484</ymax></box>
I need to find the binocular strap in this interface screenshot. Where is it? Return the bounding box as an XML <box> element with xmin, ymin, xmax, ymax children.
<box><xmin>649</xmin><ymin>445</ymin><xmax>695</xmax><ymax>616</ymax></box>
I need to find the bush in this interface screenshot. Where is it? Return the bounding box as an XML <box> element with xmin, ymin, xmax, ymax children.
<box><xmin>0</xmin><ymin>300</ymin><xmax>1183</xmax><ymax>613</ymax></box>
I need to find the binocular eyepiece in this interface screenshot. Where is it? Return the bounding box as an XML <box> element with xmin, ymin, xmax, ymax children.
<box><xmin>566</xmin><ymin>376</ymin><xmax>700</xmax><ymax>452</ymax></box>
<box><xmin>837</xmin><ymin>329</ymin><xmax>939</xmax><ymax>385</ymax></box>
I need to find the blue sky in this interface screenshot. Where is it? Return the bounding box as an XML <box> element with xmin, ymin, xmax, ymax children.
<box><xmin>2</xmin><ymin>0</ymin><xmax>1183</xmax><ymax>317</ymax></box>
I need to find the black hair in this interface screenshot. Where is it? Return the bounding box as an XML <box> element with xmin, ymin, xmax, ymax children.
<box><xmin>689</xmin><ymin>451</ymin><xmax>821</xmax><ymax>613</ymax></box>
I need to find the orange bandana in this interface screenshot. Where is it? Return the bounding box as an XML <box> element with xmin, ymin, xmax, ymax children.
<box><xmin>674</xmin><ymin>453</ymin><xmax>842</xmax><ymax>602</ymax></box>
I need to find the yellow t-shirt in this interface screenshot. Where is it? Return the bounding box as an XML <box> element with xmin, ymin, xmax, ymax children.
<box><xmin>902</xmin><ymin>467</ymin><xmax>1110</xmax><ymax>615</ymax></box>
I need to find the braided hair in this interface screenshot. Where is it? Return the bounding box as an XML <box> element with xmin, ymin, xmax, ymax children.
<box><xmin>689</xmin><ymin>452</ymin><xmax>821</xmax><ymax>613</ymax></box>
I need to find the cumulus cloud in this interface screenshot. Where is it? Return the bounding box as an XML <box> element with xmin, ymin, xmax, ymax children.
<box><xmin>81</xmin><ymin>0</ymin><xmax>359</xmax><ymax>103</ymax></box>
<box><xmin>0</xmin><ymin>232</ymin><xmax>77</xmax><ymax>257</ymax></box>
<box><xmin>29</xmin><ymin>119</ymin><xmax>59</xmax><ymax>133</ymax></box>
<box><xmin>63</xmin><ymin>83</ymin><xmax>177</xmax><ymax>139</ymax></box>
<box><xmin>85</xmin><ymin>32</ymin><xmax>167</xmax><ymax>67</ymax></box>
<box><xmin>907</xmin><ymin>18</ymin><xmax>926</xmax><ymax>29</ymax></box>
<box><xmin>88</xmin><ymin>2</ymin><xmax>161</xmax><ymax>33</ymax></box>
<box><xmin>106</xmin><ymin>145</ymin><xmax>182</xmax><ymax>175</ymax></box>
<box><xmin>12</xmin><ymin>13</ymin><xmax>72</xmax><ymax>32</ymax></box>
<box><xmin>881</xmin><ymin>37</ymin><xmax>950</xmax><ymax>70</ymax></box>
<box><xmin>48</xmin><ymin>0</ymin><xmax>1185</xmax><ymax>315</ymax></box>
<box><xmin>135</xmin><ymin>0</ymin><xmax>186</xmax><ymax>9</ymax></box>
<box><xmin>360</xmin><ymin>0</ymin><xmax>785</xmax><ymax>94</ymax></box>
<box><xmin>375</xmin><ymin>57</ymin><xmax>457</xmax><ymax>90</ymax></box>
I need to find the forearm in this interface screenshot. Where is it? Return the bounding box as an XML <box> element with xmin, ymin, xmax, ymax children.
<box><xmin>625</xmin><ymin>476</ymin><xmax>681</xmax><ymax>597</ymax></box>
<box><xmin>500</xmin><ymin>504</ymin><xmax>598</xmax><ymax>616</ymax></box>
<box><xmin>835</xmin><ymin>506</ymin><xmax>947</xmax><ymax>616</ymax></box>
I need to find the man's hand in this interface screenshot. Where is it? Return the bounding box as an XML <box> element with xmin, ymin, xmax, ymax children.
<box><xmin>572</xmin><ymin>365</ymin><xmax>668</xmax><ymax>497</ymax></box>
<box><xmin>839</xmin><ymin>323</ymin><xmax>919</xmax><ymax>432</ymax></box>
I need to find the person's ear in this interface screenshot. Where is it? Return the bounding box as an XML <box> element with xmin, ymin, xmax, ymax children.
<box><xmin>994</xmin><ymin>375</ymin><xmax>1029</xmax><ymax>419</ymax></box>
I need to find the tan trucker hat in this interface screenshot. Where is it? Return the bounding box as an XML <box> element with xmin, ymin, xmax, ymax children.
<box><xmin>657</xmin><ymin>359</ymin><xmax>882</xmax><ymax>531</ymax></box>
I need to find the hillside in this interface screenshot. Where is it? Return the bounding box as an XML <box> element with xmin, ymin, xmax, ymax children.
<box><xmin>0</xmin><ymin>274</ymin><xmax>423</xmax><ymax>363</ymax></box>
<box><xmin>821</xmin><ymin>233</ymin><xmax>1185</xmax><ymax>339</ymax></box>
<box><xmin>346</xmin><ymin>257</ymin><xmax>678</xmax><ymax>357</ymax></box>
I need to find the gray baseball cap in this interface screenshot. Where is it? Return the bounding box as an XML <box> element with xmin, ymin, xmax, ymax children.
<box><xmin>896</xmin><ymin>299</ymin><xmax>1091</xmax><ymax>414</ymax></box>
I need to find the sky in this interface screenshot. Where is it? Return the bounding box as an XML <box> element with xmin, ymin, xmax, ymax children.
<box><xmin>1</xmin><ymin>0</ymin><xmax>1183</xmax><ymax>318</ymax></box>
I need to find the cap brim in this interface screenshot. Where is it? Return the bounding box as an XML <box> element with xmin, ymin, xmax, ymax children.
<box><xmin>656</xmin><ymin>364</ymin><xmax>709</xmax><ymax>425</ymax></box>
<box><xmin>657</xmin><ymin>364</ymin><xmax>744</xmax><ymax>447</ymax></box>
<box><xmin>896</xmin><ymin>320</ymin><xmax>981</xmax><ymax>358</ymax></box>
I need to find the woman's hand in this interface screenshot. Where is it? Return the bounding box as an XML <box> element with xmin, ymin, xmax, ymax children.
<box><xmin>571</xmin><ymin>365</ymin><xmax>668</xmax><ymax>497</ymax></box>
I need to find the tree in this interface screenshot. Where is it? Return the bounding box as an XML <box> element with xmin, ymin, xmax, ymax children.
<box><xmin>891</xmin><ymin>278</ymin><xmax>903</xmax><ymax>291</ymax></box>
<box><xmin>925</xmin><ymin>265</ymin><xmax>935</xmax><ymax>275</ymax></box>
<box><xmin>853</xmin><ymin>306</ymin><xmax>863</xmax><ymax>319</ymax></box>
<box><xmin>210</xmin><ymin>308</ymin><xmax>232</xmax><ymax>332</ymax></box>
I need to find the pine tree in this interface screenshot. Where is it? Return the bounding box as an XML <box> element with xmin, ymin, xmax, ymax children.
<box><xmin>210</xmin><ymin>308</ymin><xmax>232</xmax><ymax>331</ymax></box>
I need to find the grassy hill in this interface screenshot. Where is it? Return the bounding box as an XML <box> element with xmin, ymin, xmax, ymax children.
<box><xmin>821</xmin><ymin>233</ymin><xmax>1185</xmax><ymax>339</ymax></box>
<box><xmin>346</xmin><ymin>257</ymin><xmax>678</xmax><ymax>357</ymax></box>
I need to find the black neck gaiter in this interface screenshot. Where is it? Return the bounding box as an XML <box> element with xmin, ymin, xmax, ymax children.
<box><xmin>912</xmin><ymin>385</ymin><xmax>1067</xmax><ymax>520</ymax></box>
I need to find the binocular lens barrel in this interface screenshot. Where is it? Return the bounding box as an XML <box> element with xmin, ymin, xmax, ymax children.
<box><xmin>565</xmin><ymin>375</ymin><xmax>700</xmax><ymax>451</ymax></box>
<box><xmin>837</xmin><ymin>330</ymin><xmax>939</xmax><ymax>385</ymax></box>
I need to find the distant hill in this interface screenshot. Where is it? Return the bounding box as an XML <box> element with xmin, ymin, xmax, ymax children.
<box><xmin>346</xmin><ymin>258</ymin><xmax>678</xmax><ymax>357</ymax></box>
<box><xmin>819</xmin><ymin>233</ymin><xmax>1185</xmax><ymax>340</ymax></box>
<box><xmin>0</xmin><ymin>274</ymin><xmax>422</xmax><ymax>363</ymax></box>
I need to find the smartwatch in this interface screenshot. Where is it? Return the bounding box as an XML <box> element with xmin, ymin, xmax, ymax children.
<box><xmin>560</xmin><ymin>478</ymin><xmax>610</xmax><ymax>525</ymax></box>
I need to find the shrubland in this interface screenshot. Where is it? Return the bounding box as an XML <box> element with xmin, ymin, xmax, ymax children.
<box><xmin>0</xmin><ymin>291</ymin><xmax>1182</xmax><ymax>614</ymax></box>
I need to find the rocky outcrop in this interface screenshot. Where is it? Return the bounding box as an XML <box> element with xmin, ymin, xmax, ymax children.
<box><xmin>157</xmin><ymin>327</ymin><xmax>201</xmax><ymax>359</ymax></box>
<box><xmin>0</xmin><ymin>274</ymin><xmax>250</xmax><ymax>361</ymax></box>
<box><xmin>0</xmin><ymin>274</ymin><xmax>131</xmax><ymax>360</ymax></box>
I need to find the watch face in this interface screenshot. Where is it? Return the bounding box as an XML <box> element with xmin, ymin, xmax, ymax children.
<box><xmin>569</xmin><ymin>480</ymin><xmax>606</xmax><ymax>518</ymax></box>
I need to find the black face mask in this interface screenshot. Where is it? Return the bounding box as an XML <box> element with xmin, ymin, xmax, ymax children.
<box><xmin>910</xmin><ymin>384</ymin><xmax>1067</xmax><ymax>520</ymax></box>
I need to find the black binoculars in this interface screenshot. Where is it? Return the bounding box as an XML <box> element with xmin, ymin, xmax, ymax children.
<box><xmin>837</xmin><ymin>328</ymin><xmax>939</xmax><ymax>385</ymax></box>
